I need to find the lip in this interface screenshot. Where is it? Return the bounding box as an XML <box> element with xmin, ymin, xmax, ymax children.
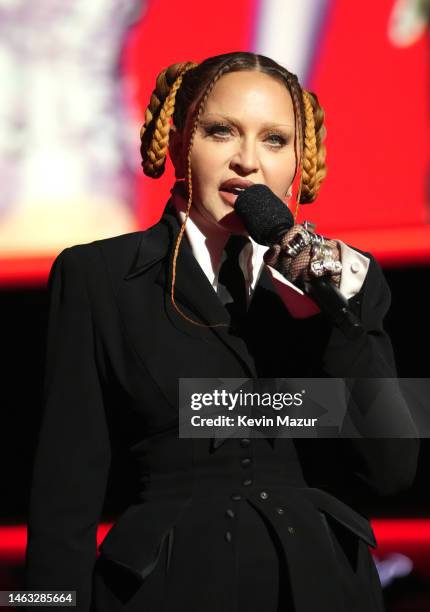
<box><xmin>219</xmin><ymin>178</ymin><xmax>255</xmax><ymax>193</ymax></box>
<box><xmin>219</xmin><ymin>190</ymin><xmax>241</xmax><ymax>206</ymax></box>
<box><xmin>219</xmin><ymin>179</ymin><xmax>255</xmax><ymax>207</ymax></box>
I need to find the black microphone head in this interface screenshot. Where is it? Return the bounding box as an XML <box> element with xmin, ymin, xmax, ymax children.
<box><xmin>235</xmin><ymin>184</ymin><xmax>294</xmax><ymax>246</ymax></box>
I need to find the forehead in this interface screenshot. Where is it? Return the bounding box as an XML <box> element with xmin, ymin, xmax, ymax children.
<box><xmin>202</xmin><ymin>70</ymin><xmax>295</xmax><ymax>123</ymax></box>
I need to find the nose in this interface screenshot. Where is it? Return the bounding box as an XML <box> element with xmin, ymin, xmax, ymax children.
<box><xmin>230</xmin><ymin>137</ymin><xmax>259</xmax><ymax>175</ymax></box>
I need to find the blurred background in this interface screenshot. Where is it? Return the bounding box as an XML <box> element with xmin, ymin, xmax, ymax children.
<box><xmin>0</xmin><ymin>0</ymin><xmax>429</xmax><ymax>609</ymax></box>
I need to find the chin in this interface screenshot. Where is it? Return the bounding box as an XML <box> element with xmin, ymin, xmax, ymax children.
<box><xmin>219</xmin><ymin>211</ymin><xmax>247</xmax><ymax>234</ymax></box>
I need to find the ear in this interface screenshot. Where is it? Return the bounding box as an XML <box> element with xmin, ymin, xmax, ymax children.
<box><xmin>168</xmin><ymin>125</ymin><xmax>186</xmax><ymax>179</ymax></box>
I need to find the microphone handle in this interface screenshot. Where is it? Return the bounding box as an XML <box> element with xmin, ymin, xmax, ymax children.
<box><xmin>300</xmin><ymin>276</ymin><xmax>366</xmax><ymax>341</ymax></box>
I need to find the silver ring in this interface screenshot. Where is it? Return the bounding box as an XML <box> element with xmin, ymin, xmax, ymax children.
<box><xmin>303</xmin><ymin>220</ymin><xmax>317</xmax><ymax>233</ymax></box>
<box><xmin>310</xmin><ymin>259</ymin><xmax>343</xmax><ymax>277</ymax></box>
<box><xmin>309</xmin><ymin>232</ymin><xmax>325</xmax><ymax>246</ymax></box>
<box><xmin>284</xmin><ymin>228</ymin><xmax>312</xmax><ymax>257</ymax></box>
<box><xmin>309</xmin><ymin>242</ymin><xmax>342</xmax><ymax>277</ymax></box>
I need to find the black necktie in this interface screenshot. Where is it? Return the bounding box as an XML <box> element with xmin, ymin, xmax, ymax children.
<box><xmin>217</xmin><ymin>235</ymin><xmax>250</xmax><ymax>329</ymax></box>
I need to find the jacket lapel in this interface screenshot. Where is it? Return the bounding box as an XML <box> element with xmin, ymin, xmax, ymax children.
<box><xmin>120</xmin><ymin>201</ymin><xmax>299</xmax><ymax>450</ymax></box>
<box><xmin>123</xmin><ymin>202</ymin><xmax>257</xmax><ymax>378</ymax></box>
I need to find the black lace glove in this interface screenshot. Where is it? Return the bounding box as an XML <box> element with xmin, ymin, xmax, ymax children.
<box><xmin>263</xmin><ymin>224</ymin><xmax>342</xmax><ymax>288</ymax></box>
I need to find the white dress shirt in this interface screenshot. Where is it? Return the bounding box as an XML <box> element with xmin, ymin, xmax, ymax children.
<box><xmin>169</xmin><ymin>183</ymin><xmax>370</xmax><ymax>319</ymax></box>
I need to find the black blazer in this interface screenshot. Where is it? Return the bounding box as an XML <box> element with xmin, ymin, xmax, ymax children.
<box><xmin>25</xmin><ymin>200</ymin><xmax>419</xmax><ymax>612</ymax></box>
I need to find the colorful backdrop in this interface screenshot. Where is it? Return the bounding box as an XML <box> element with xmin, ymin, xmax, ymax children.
<box><xmin>0</xmin><ymin>0</ymin><xmax>428</xmax><ymax>286</ymax></box>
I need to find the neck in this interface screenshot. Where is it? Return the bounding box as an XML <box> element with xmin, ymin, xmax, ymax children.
<box><xmin>169</xmin><ymin>181</ymin><xmax>231</xmax><ymax>261</ymax></box>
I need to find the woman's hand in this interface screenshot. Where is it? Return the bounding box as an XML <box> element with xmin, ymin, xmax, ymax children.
<box><xmin>263</xmin><ymin>224</ymin><xmax>342</xmax><ymax>288</ymax></box>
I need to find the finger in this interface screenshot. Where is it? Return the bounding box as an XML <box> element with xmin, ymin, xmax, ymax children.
<box><xmin>278</xmin><ymin>224</ymin><xmax>305</xmax><ymax>248</ymax></box>
<box><xmin>263</xmin><ymin>244</ymin><xmax>281</xmax><ymax>267</ymax></box>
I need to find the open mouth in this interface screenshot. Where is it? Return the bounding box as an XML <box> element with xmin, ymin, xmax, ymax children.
<box><xmin>220</xmin><ymin>186</ymin><xmax>247</xmax><ymax>195</ymax></box>
<box><xmin>219</xmin><ymin>189</ymin><xmax>244</xmax><ymax>205</ymax></box>
<box><xmin>219</xmin><ymin>180</ymin><xmax>254</xmax><ymax>205</ymax></box>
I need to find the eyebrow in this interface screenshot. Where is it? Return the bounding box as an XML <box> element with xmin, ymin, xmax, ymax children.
<box><xmin>200</xmin><ymin>112</ymin><xmax>294</xmax><ymax>130</ymax></box>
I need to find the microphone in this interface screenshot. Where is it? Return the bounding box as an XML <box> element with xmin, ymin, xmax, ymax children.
<box><xmin>235</xmin><ymin>184</ymin><xmax>365</xmax><ymax>340</ymax></box>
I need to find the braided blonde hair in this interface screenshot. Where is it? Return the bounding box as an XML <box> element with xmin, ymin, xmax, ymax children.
<box><xmin>299</xmin><ymin>89</ymin><xmax>327</xmax><ymax>206</ymax></box>
<box><xmin>139</xmin><ymin>53</ymin><xmax>328</xmax><ymax>327</ymax></box>
<box><xmin>140</xmin><ymin>62</ymin><xmax>198</xmax><ymax>178</ymax></box>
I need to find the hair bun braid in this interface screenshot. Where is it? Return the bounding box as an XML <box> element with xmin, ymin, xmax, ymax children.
<box><xmin>140</xmin><ymin>61</ymin><xmax>198</xmax><ymax>178</ymax></box>
<box><xmin>299</xmin><ymin>89</ymin><xmax>327</xmax><ymax>203</ymax></box>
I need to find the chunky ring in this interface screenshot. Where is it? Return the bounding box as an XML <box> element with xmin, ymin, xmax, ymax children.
<box><xmin>309</xmin><ymin>242</ymin><xmax>342</xmax><ymax>277</ymax></box>
<box><xmin>309</xmin><ymin>232</ymin><xmax>325</xmax><ymax>246</ymax></box>
<box><xmin>310</xmin><ymin>258</ymin><xmax>343</xmax><ymax>277</ymax></box>
<box><xmin>301</xmin><ymin>220</ymin><xmax>324</xmax><ymax>246</ymax></box>
<box><xmin>284</xmin><ymin>228</ymin><xmax>312</xmax><ymax>257</ymax></box>
<box><xmin>302</xmin><ymin>220</ymin><xmax>317</xmax><ymax>233</ymax></box>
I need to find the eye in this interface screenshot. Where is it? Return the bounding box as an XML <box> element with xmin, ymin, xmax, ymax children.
<box><xmin>201</xmin><ymin>122</ymin><xmax>290</xmax><ymax>147</ymax></box>
<box><xmin>265</xmin><ymin>133</ymin><xmax>288</xmax><ymax>147</ymax></box>
<box><xmin>203</xmin><ymin>122</ymin><xmax>233</xmax><ymax>139</ymax></box>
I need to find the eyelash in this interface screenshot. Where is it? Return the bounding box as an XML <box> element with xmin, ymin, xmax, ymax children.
<box><xmin>203</xmin><ymin>122</ymin><xmax>288</xmax><ymax>147</ymax></box>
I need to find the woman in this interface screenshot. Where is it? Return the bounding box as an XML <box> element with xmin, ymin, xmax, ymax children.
<box><xmin>25</xmin><ymin>51</ymin><xmax>419</xmax><ymax>612</ymax></box>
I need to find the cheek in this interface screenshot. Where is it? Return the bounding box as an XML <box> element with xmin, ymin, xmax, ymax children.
<box><xmin>190</xmin><ymin>140</ymin><xmax>231</xmax><ymax>180</ymax></box>
<box><xmin>264</xmin><ymin>151</ymin><xmax>296</xmax><ymax>190</ymax></box>
<box><xmin>188</xmin><ymin>145</ymin><xmax>225</xmax><ymax>211</ymax></box>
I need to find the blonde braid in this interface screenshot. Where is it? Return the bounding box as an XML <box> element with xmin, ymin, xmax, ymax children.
<box><xmin>312</xmin><ymin>92</ymin><xmax>328</xmax><ymax>195</ymax></box>
<box><xmin>140</xmin><ymin>62</ymin><xmax>198</xmax><ymax>178</ymax></box>
<box><xmin>299</xmin><ymin>89</ymin><xmax>327</xmax><ymax>204</ymax></box>
<box><xmin>170</xmin><ymin>63</ymin><xmax>235</xmax><ymax>328</ymax></box>
<box><xmin>286</xmin><ymin>77</ymin><xmax>305</xmax><ymax>221</ymax></box>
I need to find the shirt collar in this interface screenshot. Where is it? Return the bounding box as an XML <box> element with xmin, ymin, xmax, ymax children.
<box><xmin>168</xmin><ymin>181</ymin><xmax>269</xmax><ymax>292</ymax></box>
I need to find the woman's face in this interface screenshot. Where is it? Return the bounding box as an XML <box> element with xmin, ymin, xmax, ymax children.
<box><xmin>171</xmin><ymin>70</ymin><xmax>298</xmax><ymax>234</ymax></box>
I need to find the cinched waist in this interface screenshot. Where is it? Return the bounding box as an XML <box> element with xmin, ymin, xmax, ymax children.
<box><xmin>136</xmin><ymin>464</ymin><xmax>308</xmax><ymax>503</ymax></box>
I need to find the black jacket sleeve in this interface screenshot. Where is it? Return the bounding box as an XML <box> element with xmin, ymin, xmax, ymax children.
<box><xmin>24</xmin><ymin>247</ymin><xmax>111</xmax><ymax>611</ymax></box>
<box><xmin>323</xmin><ymin>253</ymin><xmax>419</xmax><ymax>495</ymax></box>
<box><xmin>320</xmin><ymin>251</ymin><xmax>397</xmax><ymax>378</ymax></box>
<box><xmin>294</xmin><ymin>253</ymin><xmax>420</xmax><ymax>501</ymax></box>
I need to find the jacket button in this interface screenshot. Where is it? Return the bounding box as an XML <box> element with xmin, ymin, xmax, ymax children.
<box><xmin>231</xmin><ymin>494</ymin><xmax>242</xmax><ymax>501</ymax></box>
<box><xmin>242</xmin><ymin>479</ymin><xmax>253</xmax><ymax>486</ymax></box>
<box><xmin>276</xmin><ymin>507</ymin><xmax>285</xmax><ymax>515</ymax></box>
<box><xmin>240</xmin><ymin>438</ymin><xmax>251</xmax><ymax>447</ymax></box>
<box><xmin>259</xmin><ymin>491</ymin><xmax>269</xmax><ymax>500</ymax></box>
<box><xmin>225</xmin><ymin>508</ymin><xmax>235</xmax><ymax>518</ymax></box>
<box><xmin>351</xmin><ymin>262</ymin><xmax>360</xmax><ymax>273</ymax></box>
<box><xmin>288</xmin><ymin>526</ymin><xmax>295</xmax><ymax>534</ymax></box>
<box><xmin>225</xmin><ymin>531</ymin><xmax>233</xmax><ymax>542</ymax></box>
<box><xmin>241</xmin><ymin>457</ymin><xmax>252</xmax><ymax>467</ymax></box>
